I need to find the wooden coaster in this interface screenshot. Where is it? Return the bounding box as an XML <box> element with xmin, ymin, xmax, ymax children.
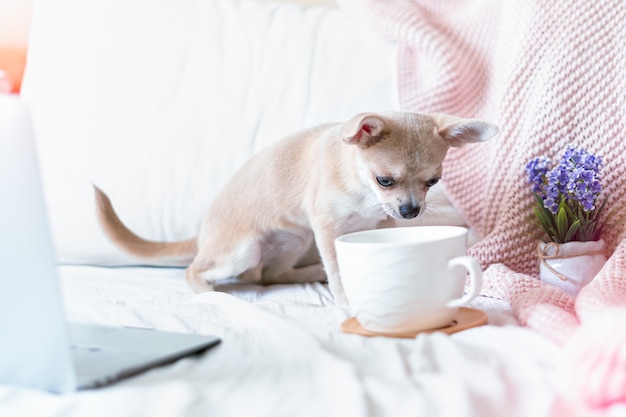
<box><xmin>340</xmin><ymin>307</ymin><xmax>488</xmax><ymax>338</ymax></box>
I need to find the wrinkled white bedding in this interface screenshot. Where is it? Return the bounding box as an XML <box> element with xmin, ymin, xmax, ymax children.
<box><xmin>0</xmin><ymin>266</ymin><xmax>562</xmax><ymax>417</ymax></box>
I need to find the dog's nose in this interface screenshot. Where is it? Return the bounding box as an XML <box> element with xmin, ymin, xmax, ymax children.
<box><xmin>399</xmin><ymin>203</ymin><xmax>421</xmax><ymax>219</ymax></box>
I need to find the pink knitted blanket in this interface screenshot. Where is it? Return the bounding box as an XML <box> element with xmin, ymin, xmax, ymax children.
<box><xmin>341</xmin><ymin>0</ymin><xmax>626</xmax><ymax>411</ymax></box>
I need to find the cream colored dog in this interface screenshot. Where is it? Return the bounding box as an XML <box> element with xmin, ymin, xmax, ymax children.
<box><xmin>95</xmin><ymin>112</ymin><xmax>497</xmax><ymax>306</ymax></box>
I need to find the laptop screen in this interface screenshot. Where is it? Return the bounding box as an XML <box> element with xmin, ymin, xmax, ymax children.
<box><xmin>0</xmin><ymin>95</ymin><xmax>78</xmax><ymax>392</ymax></box>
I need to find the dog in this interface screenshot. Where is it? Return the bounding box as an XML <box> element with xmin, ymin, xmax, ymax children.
<box><xmin>94</xmin><ymin>111</ymin><xmax>498</xmax><ymax>306</ymax></box>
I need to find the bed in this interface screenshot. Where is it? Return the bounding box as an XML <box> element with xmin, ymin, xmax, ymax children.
<box><xmin>5</xmin><ymin>265</ymin><xmax>560</xmax><ymax>417</ymax></box>
<box><xmin>1</xmin><ymin>0</ymin><xmax>619</xmax><ymax>416</ymax></box>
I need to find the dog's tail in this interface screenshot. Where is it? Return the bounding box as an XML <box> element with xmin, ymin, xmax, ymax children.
<box><xmin>93</xmin><ymin>185</ymin><xmax>197</xmax><ymax>265</ymax></box>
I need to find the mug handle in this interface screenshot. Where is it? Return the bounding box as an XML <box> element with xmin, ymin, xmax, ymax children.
<box><xmin>445</xmin><ymin>256</ymin><xmax>483</xmax><ymax>308</ymax></box>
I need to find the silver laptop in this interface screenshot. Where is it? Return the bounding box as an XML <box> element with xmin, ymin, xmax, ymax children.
<box><xmin>0</xmin><ymin>95</ymin><xmax>220</xmax><ymax>393</ymax></box>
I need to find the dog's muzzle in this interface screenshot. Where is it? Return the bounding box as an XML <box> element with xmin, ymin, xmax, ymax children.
<box><xmin>399</xmin><ymin>203</ymin><xmax>421</xmax><ymax>219</ymax></box>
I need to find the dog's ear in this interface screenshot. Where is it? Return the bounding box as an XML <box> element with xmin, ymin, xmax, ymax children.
<box><xmin>342</xmin><ymin>113</ymin><xmax>387</xmax><ymax>148</ymax></box>
<box><xmin>436</xmin><ymin>115</ymin><xmax>499</xmax><ymax>147</ymax></box>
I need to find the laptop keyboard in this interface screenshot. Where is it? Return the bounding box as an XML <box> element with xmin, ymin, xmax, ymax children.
<box><xmin>71</xmin><ymin>345</ymin><xmax>159</xmax><ymax>388</ymax></box>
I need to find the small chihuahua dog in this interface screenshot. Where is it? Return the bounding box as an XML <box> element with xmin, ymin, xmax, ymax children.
<box><xmin>95</xmin><ymin>112</ymin><xmax>497</xmax><ymax>306</ymax></box>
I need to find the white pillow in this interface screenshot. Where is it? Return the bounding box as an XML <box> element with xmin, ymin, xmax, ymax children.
<box><xmin>21</xmin><ymin>0</ymin><xmax>400</xmax><ymax>265</ymax></box>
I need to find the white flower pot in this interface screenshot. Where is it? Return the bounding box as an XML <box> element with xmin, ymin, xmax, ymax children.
<box><xmin>538</xmin><ymin>239</ymin><xmax>607</xmax><ymax>296</ymax></box>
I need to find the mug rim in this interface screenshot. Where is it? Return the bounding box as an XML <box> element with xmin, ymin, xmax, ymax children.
<box><xmin>335</xmin><ymin>225</ymin><xmax>468</xmax><ymax>246</ymax></box>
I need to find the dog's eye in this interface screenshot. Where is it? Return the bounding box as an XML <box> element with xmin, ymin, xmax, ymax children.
<box><xmin>426</xmin><ymin>177</ymin><xmax>440</xmax><ymax>187</ymax></box>
<box><xmin>376</xmin><ymin>176</ymin><xmax>395</xmax><ymax>187</ymax></box>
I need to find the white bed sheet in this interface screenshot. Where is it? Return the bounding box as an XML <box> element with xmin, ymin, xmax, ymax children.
<box><xmin>0</xmin><ymin>265</ymin><xmax>564</xmax><ymax>417</ymax></box>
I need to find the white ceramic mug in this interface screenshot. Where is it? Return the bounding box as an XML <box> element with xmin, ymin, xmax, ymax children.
<box><xmin>335</xmin><ymin>226</ymin><xmax>482</xmax><ymax>333</ymax></box>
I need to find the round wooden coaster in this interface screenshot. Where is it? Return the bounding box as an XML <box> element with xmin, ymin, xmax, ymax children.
<box><xmin>340</xmin><ymin>307</ymin><xmax>488</xmax><ymax>338</ymax></box>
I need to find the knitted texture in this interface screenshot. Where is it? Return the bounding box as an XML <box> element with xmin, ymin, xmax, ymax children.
<box><xmin>340</xmin><ymin>0</ymin><xmax>626</xmax><ymax>410</ymax></box>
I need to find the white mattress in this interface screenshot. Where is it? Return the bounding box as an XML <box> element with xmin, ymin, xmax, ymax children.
<box><xmin>0</xmin><ymin>265</ymin><xmax>563</xmax><ymax>417</ymax></box>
